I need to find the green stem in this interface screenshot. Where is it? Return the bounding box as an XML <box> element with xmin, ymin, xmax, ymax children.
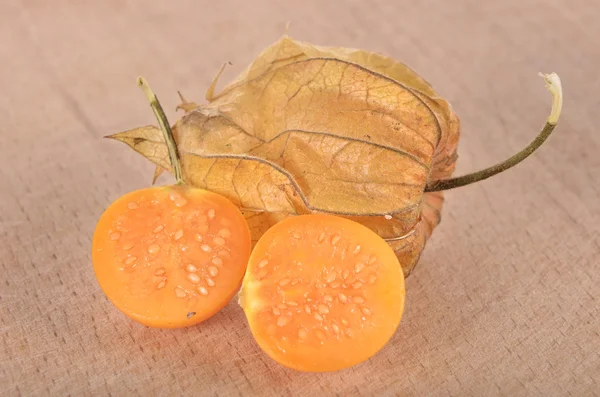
<box><xmin>425</xmin><ymin>72</ymin><xmax>563</xmax><ymax>192</ymax></box>
<box><xmin>137</xmin><ymin>77</ymin><xmax>184</xmax><ymax>184</ymax></box>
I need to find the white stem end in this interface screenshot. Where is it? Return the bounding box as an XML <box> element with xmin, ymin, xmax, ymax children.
<box><xmin>539</xmin><ymin>72</ymin><xmax>562</xmax><ymax>125</ymax></box>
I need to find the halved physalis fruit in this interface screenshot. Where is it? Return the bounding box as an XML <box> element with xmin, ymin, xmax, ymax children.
<box><xmin>92</xmin><ymin>186</ymin><xmax>250</xmax><ymax>327</ymax></box>
<box><xmin>239</xmin><ymin>214</ymin><xmax>405</xmax><ymax>371</ymax></box>
<box><xmin>92</xmin><ymin>77</ymin><xmax>251</xmax><ymax>328</ymax></box>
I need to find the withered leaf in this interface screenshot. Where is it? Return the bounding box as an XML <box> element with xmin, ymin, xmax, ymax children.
<box><xmin>111</xmin><ymin>36</ymin><xmax>460</xmax><ymax>276</ymax></box>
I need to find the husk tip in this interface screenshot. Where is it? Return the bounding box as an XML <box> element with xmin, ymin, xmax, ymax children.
<box><xmin>284</xmin><ymin>21</ymin><xmax>291</xmax><ymax>36</ymax></box>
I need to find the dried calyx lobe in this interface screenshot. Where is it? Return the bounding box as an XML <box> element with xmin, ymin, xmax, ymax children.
<box><xmin>110</xmin><ymin>37</ymin><xmax>562</xmax><ymax>276</ymax></box>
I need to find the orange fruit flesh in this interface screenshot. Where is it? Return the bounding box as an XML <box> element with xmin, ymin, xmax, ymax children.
<box><xmin>92</xmin><ymin>186</ymin><xmax>251</xmax><ymax>328</ymax></box>
<box><xmin>240</xmin><ymin>214</ymin><xmax>405</xmax><ymax>372</ymax></box>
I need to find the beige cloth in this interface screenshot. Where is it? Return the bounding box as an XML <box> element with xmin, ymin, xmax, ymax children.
<box><xmin>1</xmin><ymin>1</ymin><xmax>598</xmax><ymax>395</ymax></box>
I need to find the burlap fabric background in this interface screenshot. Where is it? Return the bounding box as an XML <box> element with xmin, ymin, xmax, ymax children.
<box><xmin>1</xmin><ymin>1</ymin><xmax>598</xmax><ymax>395</ymax></box>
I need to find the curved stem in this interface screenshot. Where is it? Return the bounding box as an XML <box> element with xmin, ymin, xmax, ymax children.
<box><xmin>137</xmin><ymin>77</ymin><xmax>184</xmax><ymax>184</ymax></box>
<box><xmin>425</xmin><ymin>122</ymin><xmax>556</xmax><ymax>192</ymax></box>
<box><xmin>425</xmin><ymin>72</ymin><xmax>563</xmax><ymax>192</ymax></box>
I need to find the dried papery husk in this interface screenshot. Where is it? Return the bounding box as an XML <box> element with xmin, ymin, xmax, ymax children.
<box><xmin>110</xmin><ymin>36</ymin><xmax>562</xmax><ymax>276</ymax></box>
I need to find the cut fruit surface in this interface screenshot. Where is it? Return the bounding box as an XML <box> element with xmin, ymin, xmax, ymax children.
<box><xmin>92</xmin><ymin>185</ymin><xmax>251</xmax><ymax>328</ymax></box>
<box><xmin>239</xmin><ymin>214</ymin><xmax>405</xmax><ymax>371</ymax></box>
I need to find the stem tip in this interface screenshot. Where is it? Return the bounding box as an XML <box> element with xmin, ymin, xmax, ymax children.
<box><xmin>137</xmin><ymin>76</ymin><xmax>184</xmax><ymax>184</ymax></box>
<box><xmin>538</xmin><ymin>72</ymin><xmax>563</xmax><ymax>125</ymax></box>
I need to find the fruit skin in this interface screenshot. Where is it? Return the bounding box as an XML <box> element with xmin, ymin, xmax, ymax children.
<box><xmin>239</xmin><ymin>214</ymin><xmax>405</xmax><ymax>372</ymax></box>
<box><xmin>92</xmin><ymin>185</ymin><xmax>251</xmax><ymax>328</ymax></box>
